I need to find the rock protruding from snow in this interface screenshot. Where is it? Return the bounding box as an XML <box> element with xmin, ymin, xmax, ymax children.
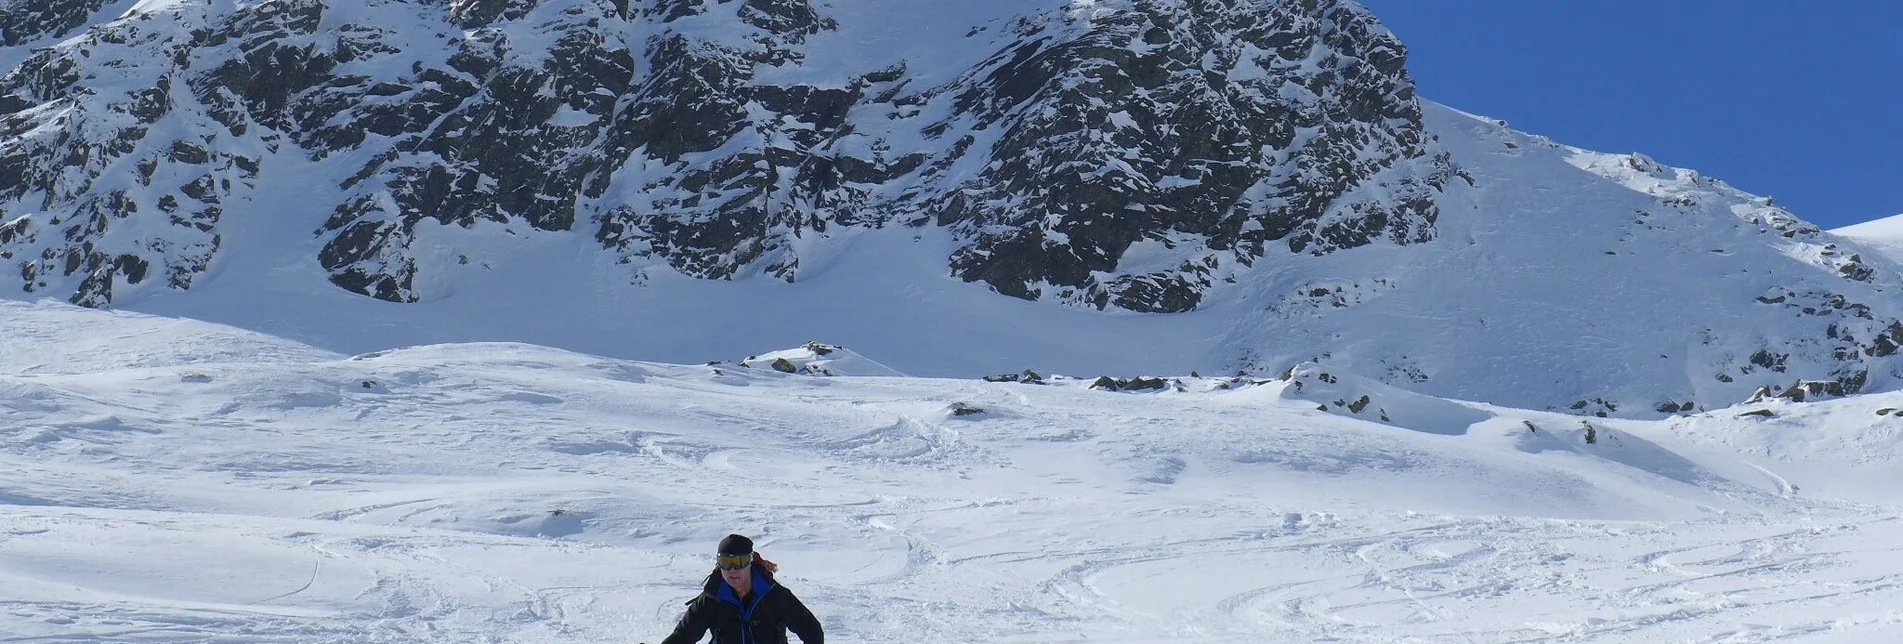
<box><xmin>1275</xmin><ymin>363</ymin><xmax>1491</xmax><ymax>435</ymax></box>
<box><xmin>1746</xmin><ymin>379</ymin><xmax>1859</xmax><ymax>404</ymax></box>
<box><xmin>737</xmin><ymin>342</ymin><xmax>904</xmax><ymax>377</ymax></box>
<box><xmin>0</xmin><ymin>0</ymin><xmax>118</xmax><ymax>46</ymax></box>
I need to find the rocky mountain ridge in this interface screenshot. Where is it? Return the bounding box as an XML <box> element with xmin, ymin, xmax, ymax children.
<box><xmin>2</xmin><ymin>0</ymin><xmax>1446</xmax><ymax>313</ymax></box>
<box><xmin>3</xmin><ymin>0</ymin><xmax>1901</xmax><ymax>418</ymax></box>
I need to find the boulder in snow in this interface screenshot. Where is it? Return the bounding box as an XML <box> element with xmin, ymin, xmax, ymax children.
<box><xmin>1274</xmin><ymin>363</ymin><xmax>1490</xmax><ymax>435</ymax></box>
<box><xmin>739</xmin><ymin>342</ymin><xmax>905</xmax><ymax>377</ymax></box>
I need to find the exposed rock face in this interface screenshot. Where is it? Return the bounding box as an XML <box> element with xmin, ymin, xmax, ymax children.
<box><xmin>1</xmin><ymin>0</ymin><xmax>237</xmax><ymax>307</ymax></box>
<box><xmin>312</xmin><ymin>0</ymin><xmax>644</xmax><ymax>300</ymax></box>
<box><xmin>0</xmin><ymin>0</ymin><xmax>119</xmax><ymax>46</ymax></box>
<box><xmin>921</xmin><ymin>1</ymin><xmax>1450</xmax><ymax>312</ymax></box>
<box><xmin>593</xmin><ymin>0</ymin><xmax>846</xmax><ymax>286</ymax></box>
<box><xmin>0</xmin><ymin>0</ymin><xmax>1446</xmax><ymax>311</ymax></box>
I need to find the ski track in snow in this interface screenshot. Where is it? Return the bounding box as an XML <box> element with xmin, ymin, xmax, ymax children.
<box><xmin>6</xmin><ymin>302</ymin><xmax>1903</xmax><ymax>642</ymax></box>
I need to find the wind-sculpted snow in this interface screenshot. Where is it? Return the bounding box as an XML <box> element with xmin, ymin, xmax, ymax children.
<box><xmin>7</xmin><ymin>302</ymin><xmax>1903</xmax><ymax>642</ymax></box>
<box><xmin>1832</xmin><ymin>213</ymin><xmax>1903</xmax><ymax>264</ymax></box>
<box><xmin>1276</xmin><ymin>362</ymin><xmax>1490</xmax><ymax>435</ymax></box>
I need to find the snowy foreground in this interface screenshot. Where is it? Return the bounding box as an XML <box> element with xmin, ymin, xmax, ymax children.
<box><xmin>6</xmin><ymin>300</ymin><xmax>1903</xmax><ymax>643</ymax></box>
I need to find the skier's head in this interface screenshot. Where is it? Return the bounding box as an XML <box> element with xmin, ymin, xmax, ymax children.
<box><xmin>716</xmin><ymin>533</ymin><xmax>754</xmax><ymax>587</ymax></box>
<box><xmin>718</xmin><ymin>533</ymin><xmax>754</xmax><ymax>556</ymax></box>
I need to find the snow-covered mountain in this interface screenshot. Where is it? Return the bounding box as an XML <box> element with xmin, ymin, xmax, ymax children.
<box><xmin>7</xmin><ymin>300</ymin><xmax>1903</xmax><ymax>641</ymax></box>
<box><xmin>4</xmin><ymin>0</ymin><xmax>1901</xmax><ymax>416</ymax></box>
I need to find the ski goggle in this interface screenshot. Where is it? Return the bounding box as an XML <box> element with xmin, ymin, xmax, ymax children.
<box><xmin>716</xmin><ymin>553</ymin><xmax>752</xmax><ymax>571</ymax></box>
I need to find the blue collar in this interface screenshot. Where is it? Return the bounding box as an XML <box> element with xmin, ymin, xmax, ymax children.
<box><xmin>714</xmin><ymin>567</ymin><xmax>777</xmax><ymax>609</ymax></box>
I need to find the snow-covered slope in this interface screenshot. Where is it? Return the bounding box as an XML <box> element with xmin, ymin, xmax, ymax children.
<box><xmin>1832</xmin><ymin>213</ymin><xmax>1903</xmax><ymax>263</ymax></box>
<box><xmin>1207</xmin><ymin>103</ymin><xmax>1903</xmax><ymax>415</ymax></box>
<box><xmin>6</xmin><ymin>301</ymin><xmax>1903</xmax><ymax>642</ymax></box>
<box><xmin>4</xmin><ymin>0</ymin><xmax>1903</xmax><ymax>417</ymax></box>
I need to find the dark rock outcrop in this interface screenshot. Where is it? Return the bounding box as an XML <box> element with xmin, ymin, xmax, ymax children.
<box><xmin>2</xmin><ymin>0</ymin><xmax>1447</xmax><ymax>310</ymax></box>
<box><xmin>0</xmin><ymin>0</ymin><xmax>118</xmax><ymax>46</ymax></box>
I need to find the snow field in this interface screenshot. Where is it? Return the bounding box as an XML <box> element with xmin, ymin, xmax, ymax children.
<box><xmin>7</xmin><ymin>302</ymin><xmax>1903</xmax><ymax>642</ymax></box>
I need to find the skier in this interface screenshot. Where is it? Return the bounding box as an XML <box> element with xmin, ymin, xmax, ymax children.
<box><xmin>658</xmin><ymin>534</ymin><xmax>824</xmax><ymax>644</ymax></box>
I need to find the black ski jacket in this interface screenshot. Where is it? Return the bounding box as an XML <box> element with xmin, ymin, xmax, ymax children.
<box><xmin>659</xmin><ymin>568</ymin><xmax>822</xmax><ymax>644</ymax></box>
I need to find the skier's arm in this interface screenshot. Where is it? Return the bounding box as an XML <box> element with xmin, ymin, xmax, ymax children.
<box><xmin>776</xmin><ymin>588</ymin><xmax>824</xmax><ymax>644</ymax></box>
<box><xmin>658</xmin><ymin>598</ymin><xmax>710</xmax><ymax>644</ymax></box>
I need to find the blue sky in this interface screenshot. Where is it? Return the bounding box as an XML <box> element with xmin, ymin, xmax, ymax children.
<box><xmin>1355</xmin><ymin>0</ymin><xmax>1902</xmax><ymax>230</ymax></box>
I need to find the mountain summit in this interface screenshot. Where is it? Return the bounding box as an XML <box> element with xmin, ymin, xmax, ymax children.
<box><xmin>4</xmin><ymin>0</ymin><xmax>1900</xmax><ymax>416</ymax></box>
